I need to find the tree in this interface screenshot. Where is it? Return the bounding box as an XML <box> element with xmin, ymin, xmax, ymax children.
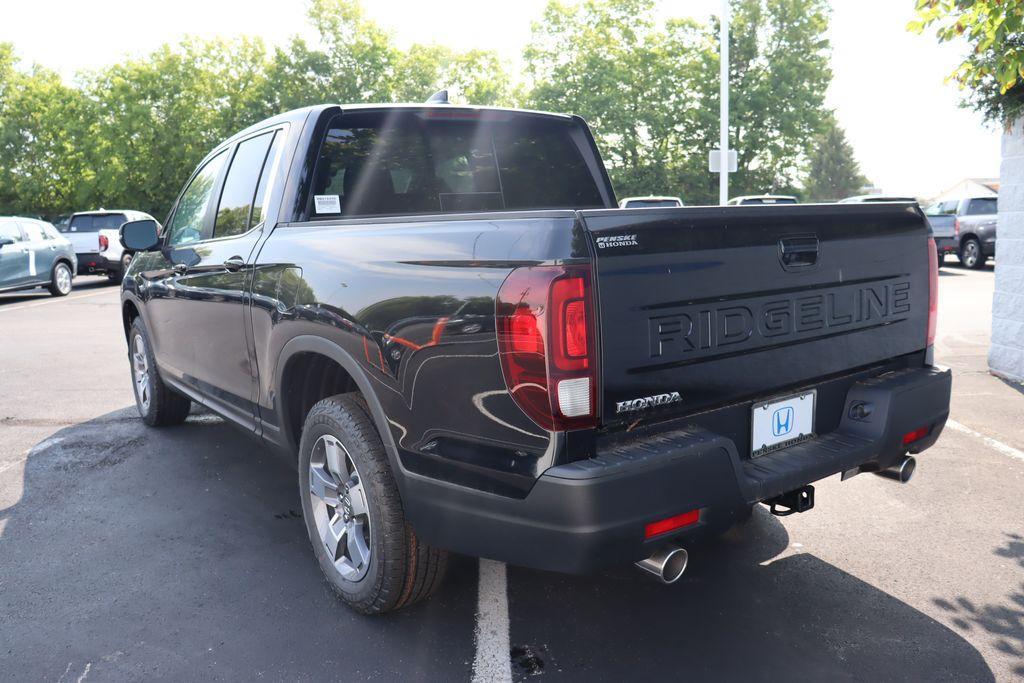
<box><xmin>910</xmin><ymin>1</ymin><xmax>1024</xmax><ymax>123</ymax></box>
<box><xmin>524</xmin><ymin>0</ymin><xmax>834</xmax><ymax>204</ymax></box>
<box><xmin>86</xmin><ymin>37</ymin><xmax>273</xmax><ymax>218</ymax></box>
<box><xmin>801</xmin><ymin>116</ymin><xmax>869</xmax><ymax>201</ymax></box>
<box><xmin>0</xmin><ymin>53</ymin><xmax>96</xmax><ymax>216</ymax></box>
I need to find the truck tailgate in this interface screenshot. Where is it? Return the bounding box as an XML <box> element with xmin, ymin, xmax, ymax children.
<box><xmin>580</xmin><ymin>203</ymin><xmax>931</xmax><ymax>426</ymax></box>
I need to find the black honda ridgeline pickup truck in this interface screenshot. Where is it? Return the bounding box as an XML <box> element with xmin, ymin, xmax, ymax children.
<box><xmin>119</xmin><ymin>103</ymin><xmax>950</xmax><ymax>614</ymax></box>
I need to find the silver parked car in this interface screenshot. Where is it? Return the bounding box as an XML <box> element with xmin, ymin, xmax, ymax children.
<box><xmin>0</xmin><ymin>217</ymin><xmax>77</xmax><ymax>296</ymax></box>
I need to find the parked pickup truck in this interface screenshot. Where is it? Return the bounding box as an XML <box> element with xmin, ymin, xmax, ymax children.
<box><xmin>119</xmin><ymin>103</ymin><xmax>951</xmax><ymax>614</ymax></box>
<box><xmin>924</xmin><ymin>197</ymin><xmax>998</xmax><ymax>269</ymax></box>
<box><xmin>63</xmin><ymin>210</ymin><xmax>156</xmax><ymax>282</ymax></box>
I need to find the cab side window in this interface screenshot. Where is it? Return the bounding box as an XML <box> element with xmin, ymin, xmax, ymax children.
<box><xmin>22</xmin><ymin>222</ymin><xmax>46</xmax><ymax>242</ymax></box>
<box><xmin>167</xmin><ymin>150</ymin><xmax>229</xmax><ymax>246</ymax></box>
<box><xmin>214</xmin><ymin>132</ymin><xmax>277</xmax><ymax>238</ymax></box>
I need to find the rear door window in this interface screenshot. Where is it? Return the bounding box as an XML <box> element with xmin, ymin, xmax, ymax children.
<box><xmin>68</xmin><ymin>214</ymin><xmax>127</xmax><ymax>232</ymax></box>
<box><xmin>308</xmin><ymin>111</ymin><xmax>605</xmax><ymax>219</ymax></box>
<box><xmin>21</xmin><ymin>222</ymin><xmax>46</xmax><ymax>242</ymax></box>
<box><xmin>214</xmin><ymin>131</ymin><xmax>276</xmax><ymax>238</ymax></box>
<box><xmin>69</xmin><ymin>215</ymin><xmax>95</xmax><ymax>232</ymax></box>
<box><xmin>965</xmin><ymin>198</ymin><xmax>998</xmax><ymax>215</ymax></box>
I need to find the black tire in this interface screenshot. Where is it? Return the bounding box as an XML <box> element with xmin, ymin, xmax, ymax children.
<box><xmin>298</xmin><ymin>394</ymin><xmax>448</xmax><ymax>614</ymax></box>
<box><xmin>47</xmin><ymin>261</ymin><xmax>73</xmax><ymax>297</ymax></box>
<box><xmin>959</xmin><ymin>237</ymin><xmax>986</xmax><ymax>269</ymax></box>
<box><xmin>108</xmin><ymin>252</ymin><xmax>132</xmax><ymax>284</ymax></box>
<box><xmin>128</xmin><ymin>317</ymin><xmax>191</xmax><ymax>427</ymax></box>
<box><xmin>936</xmin><ymin>251</ymin><xmax>944</xmax><ymax>269</ymax></box>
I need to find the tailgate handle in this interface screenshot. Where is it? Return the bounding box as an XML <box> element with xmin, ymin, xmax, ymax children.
<box><xmin>779</xmin><ymin>236</ymin><xmax>819</xmax><ymax>269</ymax></box>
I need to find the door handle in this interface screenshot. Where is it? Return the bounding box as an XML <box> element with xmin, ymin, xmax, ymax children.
<box><xmin>223</xmin><ymin>256</ymin><xmax>246</xmax><ymax>272</ymax></box>
<box><xmin>778</xmin><ymin>236</ymin><xmax>819</xmax><ymax>270</ymax></box>
<box><xmin>172</xmin><ymin>262</ymin><xmax>188</xmax><ymax>275</ymax></box>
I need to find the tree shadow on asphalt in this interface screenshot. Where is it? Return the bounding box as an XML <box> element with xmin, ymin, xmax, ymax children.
<box><xmin>505</xmin><ymin>511</ymin><xmax>996</xmax><ymax>681</ymax></box>
<box><xmin>932</xmin><ymin>533</ymin><xmax>1024</xmax><ymax>678</ymax></box>
<box><xmin>0</xmin><ymin>407</ymin><xmax>999</xmax><ymax>681</ymax></box>
<box><xmin>0</xmin><ymin>408</ymin><xmax>479</xmax><ymax>680</ymax></box>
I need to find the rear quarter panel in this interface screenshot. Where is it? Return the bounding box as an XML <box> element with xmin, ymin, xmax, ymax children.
<box><xmin>252</xmin><ymin>212</ymin><xmax>589</xmax><ymax>496</ymax></box>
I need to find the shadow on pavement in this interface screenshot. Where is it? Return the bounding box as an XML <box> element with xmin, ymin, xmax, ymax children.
<box><xmin>933</xmin><ymin>534</ymin><xmax>1024</xmax><ymax>678</ymax></box>
<box><xmin>0</xmin><ymin>406</ymin><xmax>1000</xmax><ymax>681</ymax></box>
<box><xmin>0</xmin><ymin>408</ymin><xmax>477</xmax><ymax>680</ymax></box>
<box><xmin>506</xmin><ymin>508</ymin><xmax>995</xmax><ymax>681</ymax></box>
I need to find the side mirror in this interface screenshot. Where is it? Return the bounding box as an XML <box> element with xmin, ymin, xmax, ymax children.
<box><xmin>0</xmin><ymin>236</ymin><xmax>15</xmax><ymax>248</ymax></box>
<box><xmin>120</xmin><ymin>219</ymin><xmax>161</xmax><ymax>252</ymax></box>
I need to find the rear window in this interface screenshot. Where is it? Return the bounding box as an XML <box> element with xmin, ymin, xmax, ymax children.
<box><xmin>307</xmin><ymin>110</ymin><xmax>605</xmax><ymax>219</ymax></box>
<box><xmin>742</xmin><ymin>197</ymin><xmax>797</xmax><ymax>205</ymax></box>
<box><xmin>965</xmin><ymin>198</ymin><xmax>997</xmax><ymax>215</ymax></box>
<box><xmin>623</xmin><ymin>199</ymin><xmax>681</xmax><ymax>208</ymax></box>
<box><xmin>69</xmin><ymin>213</ymin><xmax>127</xmax><ymax>232</ymax></box>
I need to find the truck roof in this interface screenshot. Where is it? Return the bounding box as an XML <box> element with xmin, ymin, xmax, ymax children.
<box><xmin>222</xmin><ymin>103</ymin><xmax>577</xmax><ymax>149</ymax></box>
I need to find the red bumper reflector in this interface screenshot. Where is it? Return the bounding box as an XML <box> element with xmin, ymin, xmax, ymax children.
<box><xmin>645</xmin><ymin>509</ymin><xmax>700</xmax><ymax>539</ymax></box>
<box><xmin>902</xmin><ymin>426</ymin><xmax>929</xmax><ymax>445</ymax></box>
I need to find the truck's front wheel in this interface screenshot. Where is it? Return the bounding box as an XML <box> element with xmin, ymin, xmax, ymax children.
<box><xmin>298</xmin><ymin>394</ymin><xmax>448</xmax><ymax>614</ymax></box>
<box><xmin>129</xmin><ymin>318</ymin><xmax>191</xmax><ymax>426</ymax></box>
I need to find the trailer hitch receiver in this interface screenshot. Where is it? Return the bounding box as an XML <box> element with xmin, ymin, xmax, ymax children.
<box><xmin>765</xmin><ymin>485</ymin><xmax>815</xmax><ymax>517</ymax></box>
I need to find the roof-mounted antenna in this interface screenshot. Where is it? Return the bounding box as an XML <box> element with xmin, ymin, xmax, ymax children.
<box><xmin>425</xmin><ymin>89</ymin><xmax>449</xmax><ymax>104</ymax></box>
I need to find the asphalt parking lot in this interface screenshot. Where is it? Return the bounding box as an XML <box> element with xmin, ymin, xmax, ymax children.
<box><xmin>1</xmin><ymin>265</ymin><xmax>1022</xmax><ymax>682</ymax></box>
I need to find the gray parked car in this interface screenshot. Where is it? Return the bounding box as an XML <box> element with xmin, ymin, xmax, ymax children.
<box><xmin>924</xmin><ymin>197</ymin><xmax>997</xmax><ymax>269</ymax></box>
<box><xmin>0</xmin><ymin>217</ymin><xmax>77</xmax><ymax>296</ymax></box>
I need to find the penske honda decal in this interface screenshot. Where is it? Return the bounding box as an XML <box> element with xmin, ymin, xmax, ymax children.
<box><xmin>595</xmin><ymin>234</ymin><xmax>638</xmax><ymax>249</ymax></box>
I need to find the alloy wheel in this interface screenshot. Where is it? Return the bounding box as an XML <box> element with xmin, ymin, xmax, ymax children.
<box><xmin>963</xmin><ymin>241</ymin><xmax>979</xmax><ymax>268</ymax></box>
<box><xmin>55</xmin><ymin>264</ymin><xmax>72</xmax><ymax>294</ymax></box>
<box><xmin>309</xmin><ymin>434</ymin><xmax>372</xmax><ymax>581</ymax></box>
<box><xmin>132</xmin><ymin>334</ymin><xmax>151</xmax><ymax>412</ymax></box>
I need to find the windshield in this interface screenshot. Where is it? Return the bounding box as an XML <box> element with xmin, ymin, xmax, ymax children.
<box><xmin>68</xmin><ymin>213</ymin><xmax>127</xmax><ymax>232</ymax></box>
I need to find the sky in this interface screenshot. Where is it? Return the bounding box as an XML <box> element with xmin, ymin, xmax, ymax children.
<box><xmin>0</xmin><ymin>0</ymin><xmax>1002</xmax><ymax>198</ymax></box>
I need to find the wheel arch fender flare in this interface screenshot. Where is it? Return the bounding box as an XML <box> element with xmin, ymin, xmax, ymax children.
<box><xmin>273</xmin><ymin>335</ymin><xmax>408</xmax><ymax>486</ymax></box>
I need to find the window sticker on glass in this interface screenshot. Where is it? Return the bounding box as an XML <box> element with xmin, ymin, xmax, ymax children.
<box><xmin>315</xmin><ymin>195</ymin><xmax>341</xmax><ymax>214</ymax></box>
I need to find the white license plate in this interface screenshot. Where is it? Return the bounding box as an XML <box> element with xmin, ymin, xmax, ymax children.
<box><xmin>751</xmin><ymin>391</ymin><xmax>816</xmax><ymax>457</ymax></box>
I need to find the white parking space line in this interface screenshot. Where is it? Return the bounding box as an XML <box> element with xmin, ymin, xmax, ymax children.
<box><xmin>947</xmin><ymin>419</ymin><xmax>1024</xmax><ymax>462</ymax></box>
<box><xmin>0</xmin><ymin>288</ymin><xmax>112</xmax><ymax>313</ymax></box>
<box><xmin>472</xmin><ymin>559</ymin><xmax>512</xmax><ymax>683</ymax></box>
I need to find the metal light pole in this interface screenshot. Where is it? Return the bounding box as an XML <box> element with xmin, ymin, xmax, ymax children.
<box><xmin>719</xmin><ymin>0</ymin><xmax>729</xmax><ymax>206</ymax></box>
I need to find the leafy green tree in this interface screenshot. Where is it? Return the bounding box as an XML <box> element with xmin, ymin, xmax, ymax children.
<box><xmin>688</xmin><ymin>0</ymin><xmax>833</xmax><ymax>201</ymax></box>
<box><xmin>0</xmin><ymin>54</ymin><xmax>96</xmax><ymax>216</ymax></box>
<box><xmin>524</xmin><ymin>0</ymin><xmax>833</xmax><ymax>204</ymax></box>
<box><xmin>86</xmin><ymin>37</ymin><xmax>272</xmax><ymax>218</ymax></box>
<box><xmin>801</xmin><ymin>116</ymin><xmax>869</xmax><ymax>201</ymax></box>
<box><xmin>910</xmin><ymin>0</ymin><xmax>1024</xmax><ymax>122</ymax></box>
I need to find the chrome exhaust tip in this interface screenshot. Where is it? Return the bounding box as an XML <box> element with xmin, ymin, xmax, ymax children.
<box><xmin>874</xmin><ymin>455</ymin><xmax>916</xmax><ymax>483</ymax></box>
<box><xmin>635</xmin><ymin>545</ymin><xmax>688</xmax><ymax>584</ymax></box>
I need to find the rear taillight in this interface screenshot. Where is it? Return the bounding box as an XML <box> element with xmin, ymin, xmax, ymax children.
<box><xmin>953</xmin><ymin>218</ymin><xmax>961</xmax><ymax>237</ymax></box>
<box><xmin>98</xmin><ymin>234</ymin><xmax>109</xmax><ymax>252</ymax></box>
<box><xmin>496</xmin><ymin>265</ymin><xmax>598</xmax><ymax>431</ymax></box>
<box><xmin>927</xmin><ymin>237</ymin><xmax>938</xmax><ymax>347</ymax></box>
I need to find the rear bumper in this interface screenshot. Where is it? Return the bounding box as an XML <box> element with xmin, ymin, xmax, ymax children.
<box><xmin>75</xmin><ymin>252</ymin><xmax>111</xmax><ymax>274</ymax></box>
<box><xmin>404</xmin><ymin>365</ymin><xmax>951</xmax><ymax>574</ymax></box>
<box><xmin>935</xmin><ymin>236</ymin><xmax>957</xmax><ymax>254</ymax></box>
